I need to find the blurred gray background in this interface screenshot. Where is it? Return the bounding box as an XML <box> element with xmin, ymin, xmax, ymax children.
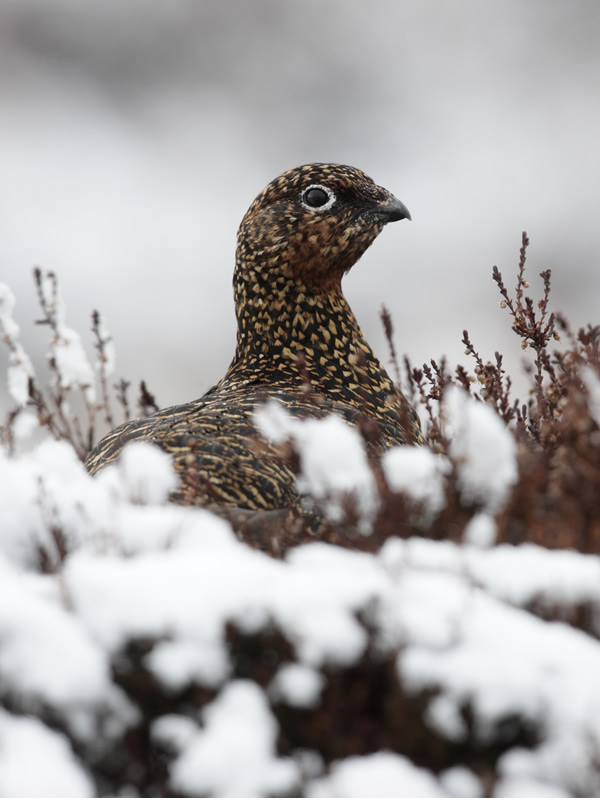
<box><xmin>1</xmin><ymin>0</ymin><xmax>599</xmax><ymax>421</ymax></box>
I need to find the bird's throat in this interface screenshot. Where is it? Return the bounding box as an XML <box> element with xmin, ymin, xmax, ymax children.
<box><xmin>225</xmin><ymin>274</ymin><xmax>396</xmax><ymax>402</ymax></box>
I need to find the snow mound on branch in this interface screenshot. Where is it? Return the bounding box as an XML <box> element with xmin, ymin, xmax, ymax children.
<box><xmin>383</xmin><ymin>444</ymin><xmax>449</xmax><ymax>517</ymax></box>
<box><xmin>171</xmin><ymin>681</ymin><xmax>299</xmax><ymax>797</ymax></box>
<box><xmin>444</xmin><ymin>385</ymin><xmax>518</xmax><ymax>510</ymax></box>
<box><xmin>0</xmin><ymin>710</ymin><xmax>94</xmax><ymax>798</ymax></box>
<box><xmin>256</xmin><ymin>400</ymin><xmax>378</xmax><ymax>529</ymax></box>
<box><xmin>308</xmin><ymin>751</ymin><xmax>444</xmax><ymax>797</ymax></box>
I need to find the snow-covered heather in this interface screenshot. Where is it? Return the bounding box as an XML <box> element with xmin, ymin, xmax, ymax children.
<box><xmin>38</xmin><ymin>272</ymin><xmax>97</xmax><ymax>403</ymax></box>
<box><xmin>92</xmin><ymin>312</ymin><xmax>116</xmax><ymax>378</ymax></box>
<box><xmin>0</xmin><ymin>273</ymin><xmax>119</xmax><ymax>458</ymax></box>
<box><xmin>1</xmin><ymin>400</ymin><xmax>600</xmax><ymax>795</ymax></box>
<box><xmin>0</xmin><ymin>283</ymin><xmax>35</xmax><ymax>407</ymax></box>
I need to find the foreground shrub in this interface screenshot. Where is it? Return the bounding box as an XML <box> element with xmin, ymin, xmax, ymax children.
<box><xmin>1</xmin><ymin>234</ymin><xmax>599</xmax><ymax>796</ymax></box>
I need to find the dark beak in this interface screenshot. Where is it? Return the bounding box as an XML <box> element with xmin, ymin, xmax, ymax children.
<box><xmin>376</xmin><ymin>196</ymin><xmax>412</xmax><ymax>223</ymax></box>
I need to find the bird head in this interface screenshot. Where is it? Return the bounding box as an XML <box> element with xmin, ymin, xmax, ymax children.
<box><xmin>236</xmin><ymin>163</ymin><xmax>410</xmax><ymax>294</ymax></box>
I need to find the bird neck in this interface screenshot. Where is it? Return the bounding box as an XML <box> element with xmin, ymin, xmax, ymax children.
<box><xmin>223</xmin><ymin>263</ymin><xmax>396</xmax><ymax>399</ymax></box>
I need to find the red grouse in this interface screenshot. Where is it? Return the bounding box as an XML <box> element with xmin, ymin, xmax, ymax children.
<box><xmin>85</xmin><ymin>163</ymin><xmax>422</xmax><ymax>529</ymax></box>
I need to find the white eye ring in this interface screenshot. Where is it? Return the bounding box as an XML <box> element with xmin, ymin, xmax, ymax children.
<box><xmin>300</xmin><ymin>184</ymin><xmax>337</xmax><ymax>212</ymax></box>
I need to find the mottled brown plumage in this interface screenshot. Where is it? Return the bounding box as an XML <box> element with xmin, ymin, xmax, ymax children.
<box><xmin>85</xmin><ymin>163</ymin><xmax>423</xmax><ymax>519</ymax></box>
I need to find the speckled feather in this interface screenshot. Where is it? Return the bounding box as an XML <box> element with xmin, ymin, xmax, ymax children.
<box><xmin>85</xmin><ymin>163</ymin><xmax>423</xmax><ymax>513</ymax></box>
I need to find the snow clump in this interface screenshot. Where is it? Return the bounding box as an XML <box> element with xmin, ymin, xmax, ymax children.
<box><xmin>256</xmin><ymin>400</ymin><xmax>378</xmax><ymax>529</ymax></box>
<box><xmin>444</xmin><ymin>385</ymin><xmax>518</xmax><ymax>510</ymax></box>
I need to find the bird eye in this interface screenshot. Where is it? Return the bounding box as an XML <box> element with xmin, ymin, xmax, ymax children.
<box><xmin>301</xmin><ymin>184</ymin><xmax>335</xmax><ymax>210</ymax></box>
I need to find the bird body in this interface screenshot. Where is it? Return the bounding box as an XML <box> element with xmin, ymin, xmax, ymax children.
<box><xmin>85</xmin><ymin>163</ymin><xmax>422</xmax><ymax>517</ymax></box>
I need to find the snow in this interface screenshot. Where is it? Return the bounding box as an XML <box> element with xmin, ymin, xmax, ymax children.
<box><xmin>269</xmin><ymin>662</ymin><xmax>325</xmax><ymax>708</ymax></box>
<box><xmin>112</xmin><ymin>440</ymin><xmax>179</xmax><ymax>504</ymax></box>
<box><xmin>444</xmin><ymin>385</ymin><xmax>518</xmax><ymax>510</ymax></box>
<box><xmin>494</xmin><ymin>777</ymin><xmax>567</xmax><ymax>797</ymax></box>
<box><xmin>463</xmin><ymin>512</ymin><xmax>497</xmax><ymax>547</ymax></box>
<box><xmin>0</xmin><ymin>555</ymin><xmax>113</xmax><ymax>709</ymax></box>
<box><xmin>308</xmin><ymin>751</ymin><xmax>444</xmax><ymax>797</ymax></box>
<box><xmin>62</xmin><ymin>526</ymin><xmax>386</xmax><ymax>682</ymax></box>
<box><xmin>38</xmin><ymin>271</ymin><xmax>97</xmax><ymax>403</ymax></box>
<box><xmin>11</xmin><ymin>409</ymin><xmax>39</xmax><ymax>442</ymax></box>
<box><xmin>466</xmin><ymin>541</ymin><xmax>600</xmax><ymax>613</ymax></box>
<box><xmin>382</xmin><ymin>535</ymin><xmax>600</xmax><ymax>630</ymax></box>
<box><xmin>440</xmin><ymin>766</ymin><xmax>483</xmax><ymax>797</ymax></box>
<box><xmin>0</xmin><ymin>283</ymin><xmax>34</xmax><ymax>406</ymax></box>
<box><xmin>398</xmin><ymin>587</ymin><xmax>600</xmax><ymax>793</ymax></box>
<box><xmin>0</xmin><ymin>436</ymin><xmax>195</xmax><ymax>568</ymax></box>
<box><xmin>1</xmin><ymin>384</ymin><xmax>600</xmax><ymax>794</ymax></box>
<box><xmin>281</xmin><ymin>543</ymin><xmax>386</xmax><ymax>665</ymax></box>
<box><xmin>0</xmin><ymin>283</ymin><xmax>20</xmax><ymax>341</ymax></box>
<box><xmin>425</xmin><ymin>693</ymin><xmax>468</xmax><ymax>742</ymax></box>
<box><xmin>53</xmin><ymin>332</ymin><xmax>96</xmax><ymax>402</ymax></box>
<box><xmin>382</xmin><ymin>444</ymin><xmax>449</xmax><ymax>517</ymax></box>
<box><xmin>256</xmin><ymin>389</ymin><xmax>518</xmax><ymax>533</ymax></box>
<box><xmin>0</xmin><ymin>275</ymin><xmax>117</xmax><ymax>437</ymax></box>
<box><xmin>147</xmin><ymin>639</ymin><xmax>227</xmax><ymax>691</ymax></box>
<box><xmin>171</xmin><ymin>681</ymin><xmax>299</xmax><ymax>797</ymax></box>
<box><xmin>0</xmin><ymin>709</ymin><xmax>94</xmax><ymax>797</ymax></box>
<box><xmin>151</xmin><ymin>713</ymin><xmax>198</xmax><ymax>752</ymax></box>
<box><xmin>256</xmin><ymin>400</ymin><xmax>378</xmax><ymax>529</ymax></box>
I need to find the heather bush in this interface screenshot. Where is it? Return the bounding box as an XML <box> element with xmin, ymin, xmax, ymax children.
<box><xmin>1</xmin><ymin>234</ymin><xmax>600</xmax><ymax>796</ymax></box>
